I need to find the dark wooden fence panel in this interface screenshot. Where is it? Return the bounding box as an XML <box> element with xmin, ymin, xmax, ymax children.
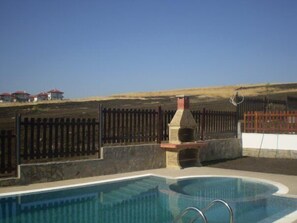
<box><xmin>0</xmin><ymin>130</ymin><xmax>16</xmax><ymax>176</ymax></box>
<box><xmin>19</xmin><ymin>117</ymin><xmax>99</xmax><ymax>162</ymax></box>
<box><xmin>161</xmin><ymin>110</ymin><xmax>175</xmax><ymax>141</ymax></box>
<box><xmin>102</xmin><ymin>107</ymin><xmax>238</xmax><ymax>144</ymax></box>
<box><xmin>237</xmin><ymin>97</ymin><xmax>268</xmax><ymax>120</ymax></box>
<box><xmin>102</xmin><ymin>107</ymin><xmax>237</xmax><ymax>143</ymax></box>
<box><xmin>288</xmin><ymin>96</ymin><xmax>297</xmax><ymax>110</ymax></box>
<box><xmin>237</xmin><ymin>96</ymin><xmax>288</xmax><ymax>120</ymax></box>
<box><xmin>244</xmin><ymin>111</ymin><xmax>297</xmax><ymax>134</ymax></box>
<box><xmin>267</xmin><ymin>99</ymin><xmax>287</xmax><ymax>111</ymax></box>
<box><xmin>102</xmin><ymin>108</ymin><xmax>159</xmax><ymax>144</ymax></box>
<box><xmin>201</xmin><ymin>109</ymin><xmax>237</xmax><ymax>139</ymax></box>
<box><xmin>164</xmin><ymin>108</ymin><xmax>237</xmax><ymax>141</ymax></box>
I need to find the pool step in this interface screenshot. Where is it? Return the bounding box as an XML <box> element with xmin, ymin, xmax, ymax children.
<box><xmin>100</xmin><ymin>178</ymin><xmax>160</xmax><ymax>205</ymax></box>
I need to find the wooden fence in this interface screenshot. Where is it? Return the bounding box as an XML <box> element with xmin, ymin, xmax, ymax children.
<box><xmin>0</xmin><ymin>130</ymin><xmax>16</xmax><ymax>176</ymax></box>
<box><xmin>162</xmin><ymin>109</ymin><xmax>237</xmax><ymax>140</ymax></box>
<box><xmin>102</xmin><ymin>107</ymin><xmax>238</xmax><ymax>143</ymax></box>
<box><xmin>17</xmin><ymin>116</ymin><xmax>100</xmax><ymax>162</ymax></box>
<box><xmin>198</xmin><ymin>109</ymin><xmax>238</xmax><ymax>139</ymax></box>
<box><xmin>0</xmin><ymin>106</ymin><xmax>238</xmax><ymax>177</ymax></box>
<box><xmin>161</xmin><ymin>109</ymin><xmax>175</xmax><ymax>141</ymax></box>
<box><xmin>237</xmin><ymin>96</ymin><xmax>288</xmax><ymax>120</ymax></box>
<box><xmin>244</xmin><ymin>111</ymin><xmax>297</xmax><ymax>134</ymax></box>
<box><xmin>102</xmin><ymin>108</ymin><xmax>159</xmax><ymax>144</ymax></box>
<box><xmin>287</xmin><ymin>96</ymin><xmax>297</xmax><ymax>110</ymax></box>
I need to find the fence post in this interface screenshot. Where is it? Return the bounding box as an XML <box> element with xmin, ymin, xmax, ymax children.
<box><xmin>235</xmin><ymin>93</ymin><xmax>241</xmax><ymax>120</ymax></box>
<box><xmin>243</xmin><ymin>112</ymin><xmax>247</xmax><ymax>133</ymax></box>
<box><xmin>236</xmin><ymin>101</ymin><xmax>240</xmax><ymax>121</ymax></box>
<box><xmin>236</xmin><ymin>110</ymin><xmax>240</xmax><ymax>138</ymax></box>
<box><xmin>235</xmin><ymin>103</ymin><xmax>239</xmax><ymax>138</ymax></box>
<box><xmin>98</xmin><ymin>104</ymin><xmax>103</xmax><ymax>157</ymax></box>
<box><xmin>200</xmin><ymin>108</ymin><xmax>206</xmax><ymax>140</ymax></box>
<box><xmin>157</xmin><ymin>106</ymin><xmax>163</xmax><ymax>143</ymax></box>
<box><xmin>0</xmin><ymin>130</ymin><xmax>5</xmax><ymax>173</ymax></box>
<box><xmin>264</xmin><ymin>96</ymin><xmax>268</xmax><ymax>112</ymax></box>
<box><xmin>6</xmin><ymin>130</ymin><xmax>12</xmax><ymax>173</ymax></box>
<box><xmin>15</xmin><ymin>114</ymin><xmax>21</xmax><ymax>165</ymax></box>
<box><xmin>255</xmin><ymin>112</ymin><xmax>258</xmax><ymax>133</ymax></box>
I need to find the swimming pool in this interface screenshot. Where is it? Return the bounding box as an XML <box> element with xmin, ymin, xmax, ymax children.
<box><xmin>0</xmin><ymin>175</ymin><xmax>296</xmax><ymax>223</ymax></box>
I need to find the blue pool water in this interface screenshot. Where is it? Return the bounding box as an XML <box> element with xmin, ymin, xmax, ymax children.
<box><xmin>0</xmin><ymin>176</ymin><xmax>297</xmax><ymax>223</ymax></box>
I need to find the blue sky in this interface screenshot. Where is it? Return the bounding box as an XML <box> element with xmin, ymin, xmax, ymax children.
<box><xmin>0</xmin><ymin>0</ymin><xmax>296</xmax><ymax>99</ymax></box>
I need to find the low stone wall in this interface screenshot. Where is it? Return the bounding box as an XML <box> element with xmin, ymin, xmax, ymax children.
<box><xmin>0</xmin><ymin>138</ymin><xmax>242</xmax><ymax>186</ymax></box>
<box><xmin>1</xmin><ymin>144</ymin><xmax>165</xmax><ymax>186</ymax></box>
<box><xmin>199</xmin><ymin>138</ymin><xmax>242</xmax><ymax>162</ymax></box>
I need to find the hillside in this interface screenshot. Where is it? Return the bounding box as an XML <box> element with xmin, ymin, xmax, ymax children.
<box><xmin>1</xmin><ymin>83</ymin><xmax>297</xmax><ymax>130</ymax></box>
<box><xmin>110</xmin><ymin>83</ymin><xmax>297</xmax><ymax>99</ymax></box>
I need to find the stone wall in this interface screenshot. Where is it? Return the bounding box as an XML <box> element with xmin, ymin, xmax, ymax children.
<box><xmin>0</xmin><ymin>138</ymin><xmax>242</xmax><ymax>186</ymax></box>
<box><xmin>2</xmin><ymin>144</ymin><xmax>165</xmax><ymax>186</ymax></box>
<box><xmin>199</xmin><ymin>138</ymin><xmax>242</xmax><ymax>162</ymax></box>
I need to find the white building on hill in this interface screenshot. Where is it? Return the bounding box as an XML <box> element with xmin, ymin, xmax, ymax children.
<box><xmin>47</xmin><ymin>89</ymin><xmax>64</xmax><ymax>100</ymax></box>
<box><xmin>12</xmin><ymin>91</ymin><xmax>30</xmax><ymax>102</ymax></box>
<box><xmin>0</xmin><ymin>93</ymin><xmax>12</xmax><ymax>102</ymax></box>
<box><xmin>34</xmin><ymin>92</ymin><xmax>49</xmax><ymax>102</ymax></box>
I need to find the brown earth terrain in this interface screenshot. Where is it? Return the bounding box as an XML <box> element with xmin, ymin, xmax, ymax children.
<box><xmin>1</xmin><ymin>83</ymin><xmax>297</xmax><ymax>130</ymax></box>
<box><xmin>1</xmin><ymin>83</ymin><xmax>297</xmax><ymax>179</ymax></box>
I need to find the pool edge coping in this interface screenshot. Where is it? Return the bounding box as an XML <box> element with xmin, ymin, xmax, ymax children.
<box><xmin>0</xmin><ymin>173</ymin><xmax>296</xmax><ymax>223</ymax></box>
<box><xmin>0</xmin><ymin>173</ymin><xmax>291</xmax><ymax>197</ymax></box>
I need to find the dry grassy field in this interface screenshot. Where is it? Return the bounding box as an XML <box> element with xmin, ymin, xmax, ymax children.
<box><xmin>1</xmin><ymin>83</ymin><xmax>297</xmax><ymax>130</ymax></box>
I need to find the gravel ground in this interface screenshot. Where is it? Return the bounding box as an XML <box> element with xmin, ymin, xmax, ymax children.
<box><xmin>202</xmin><ymin>157</ymin><xmax>297</xmax><ymax>176</ymax></box>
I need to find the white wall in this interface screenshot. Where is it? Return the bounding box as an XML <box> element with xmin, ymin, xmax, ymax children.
<box><xmin>242</xmin><ymin>133</ymin><xmax>297</xmax><ymax>151</ymax></box>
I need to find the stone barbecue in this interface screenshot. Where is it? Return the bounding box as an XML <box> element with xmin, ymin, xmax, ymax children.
<box><xmin>168</xmin><ymin>95</ymin><xmax>197</xmax><ymax>144</ymax></box>
<box><xmin>160</xmin><ymin>95</ymin><xmax>206</xmax><ymax>168</ymax></box>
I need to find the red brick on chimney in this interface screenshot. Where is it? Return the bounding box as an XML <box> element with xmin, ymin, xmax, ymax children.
<box><xmin>177</xmin><ymin>95</ymin><xmax>189</xmax><ymax>110</ymax></box>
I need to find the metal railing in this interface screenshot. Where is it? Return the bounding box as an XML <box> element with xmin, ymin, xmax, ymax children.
<box><xmin>173</xmin><ymin>206</ymin><xmax>207</xmax><ymax>223</ymax></box>
<box><xmin>174</xmin><ymin>199</ymin><xmax>234</xmax><ymax>223</ymax></box>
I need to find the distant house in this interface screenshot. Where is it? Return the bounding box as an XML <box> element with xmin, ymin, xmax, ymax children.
<box><xmin>1</xmin><ymin>89</ymin><xmax>65</xmax><ymax>103</ymax></box>
<box><xmin>47</xmin><ymin>89</ymin><xmax>64</xmax><ymax>100</ymax></box>
<box><xmin>0</xmin><ymin>93</ymin><xmax>12</xmax><ymax>102</ymax></box>
<box><xmin>12</xmin><ymin>91</ymin><xmax>30</xmax><ymax>102</ymax></box>
<box><xmin>34</xmin><ymin>92</ymin><xmax>48</xmax><ymax>102</ymax></box>
<box><xmin>29</xmin><ymin>95</ymin><xmax>35</xmax><ymax>102</ymax></box>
